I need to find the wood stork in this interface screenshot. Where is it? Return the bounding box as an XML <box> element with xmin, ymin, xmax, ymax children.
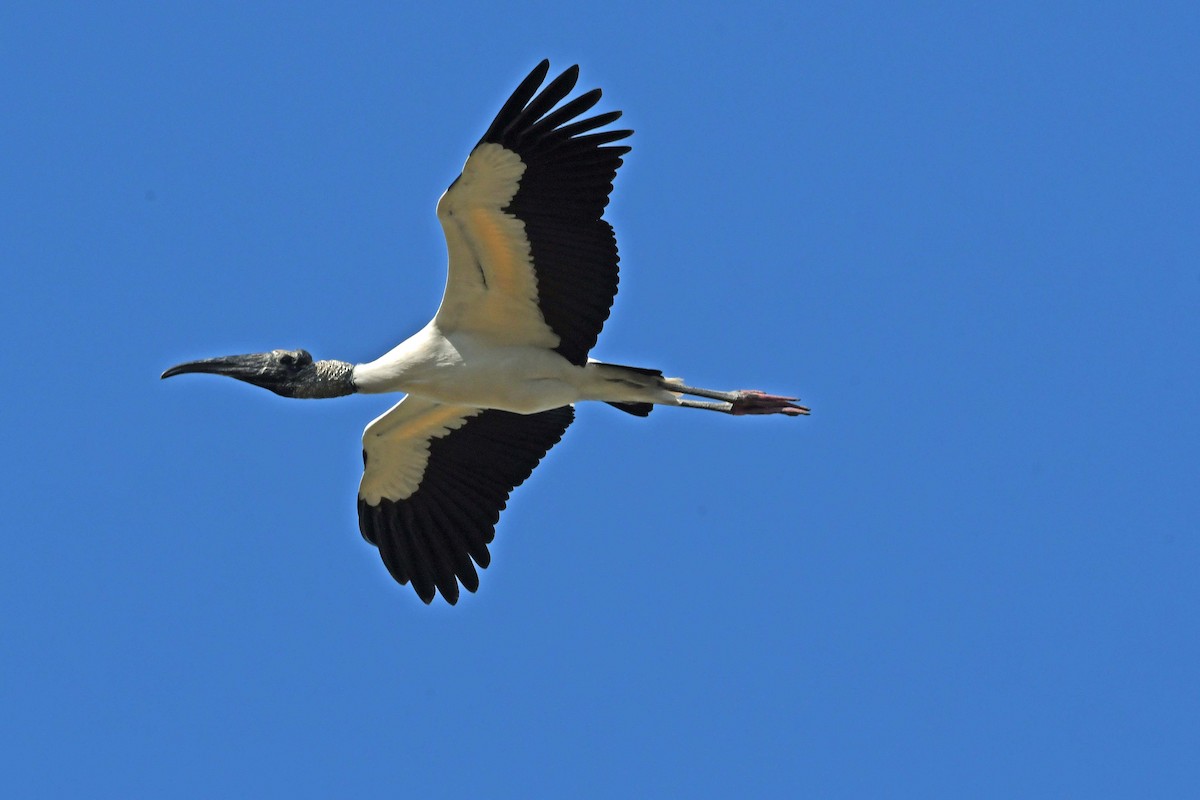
<box><xmin>162</xmin><ymin>61</ymin><xmax>809</xmax><ymax>605</ymax></box>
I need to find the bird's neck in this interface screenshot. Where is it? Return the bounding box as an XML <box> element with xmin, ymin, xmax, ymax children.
<box><xmin>294</xmin><ymin>360</ymin><xmax>358</xmax><ymax>399</ymax></box>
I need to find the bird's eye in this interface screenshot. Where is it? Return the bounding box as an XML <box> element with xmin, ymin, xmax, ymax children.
<box><xmin>278</xmin><ymin>350</ymin><xmax>312</xmax><ymax>369</ymax></box>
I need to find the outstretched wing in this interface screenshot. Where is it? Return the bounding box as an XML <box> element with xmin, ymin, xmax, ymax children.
<box><xmin>434</xmin><ymin>60</ymin><xmax>631</xmax><ymax>365</ymax></box>
<box><xmin>358</xmin><ymin>396</ymin><xmax>575</xmax><ymax>604</ymax></box>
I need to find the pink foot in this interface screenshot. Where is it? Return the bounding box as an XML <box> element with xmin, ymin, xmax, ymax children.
<box><xmin>730</xmin><ymin>390</ymin><xmax>811</xmax><ymax>416</ymax></box>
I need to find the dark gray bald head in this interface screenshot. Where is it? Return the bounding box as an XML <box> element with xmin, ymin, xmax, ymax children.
<box><xmin>161</xmin><ymin>349</ymin><xmax>356</xmax><ymax>399</ymax></box>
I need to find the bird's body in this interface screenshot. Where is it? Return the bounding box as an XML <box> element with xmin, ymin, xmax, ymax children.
<box><xmin>163</xmin><ymin>61</ymin><xmax>808</xmax><ymax>604</ymax></box>
<box><xmin>355</xmin><ymin>327</ymin><xmax>672</xmax><ymax>413</ymax></box>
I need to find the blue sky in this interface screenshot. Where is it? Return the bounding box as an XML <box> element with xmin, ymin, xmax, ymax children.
<box><xmin>3</xmin><ymin>2</ymin><xmax>1198</xmax><ymax>797</ymax></box>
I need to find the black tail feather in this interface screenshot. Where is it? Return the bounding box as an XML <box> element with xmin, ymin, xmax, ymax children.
<box><xmin>606</xmin><ymin>401</ymin><xmax>654</xmax><ymax>417</ymax></box>
<box><xmin>593</xmin><ymin>361</ymin><xmax>662</xmax><ymax>378</ymax></box>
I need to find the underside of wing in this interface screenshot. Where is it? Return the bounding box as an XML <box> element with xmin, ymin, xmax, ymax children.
<box><xmin>358</xmin><ymin>397</ymin><xmax>575</xmax><ymax>604</ymax></box>
<box><xmin>434</xmin><ymin>60</ymin><xmax>631</xmax><ymax>364</ymax></box>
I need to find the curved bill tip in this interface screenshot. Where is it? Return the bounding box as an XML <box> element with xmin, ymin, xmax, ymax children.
<box><xmin>161</xmin><ymin>360</ymin><xmax>210</xmax><ymax>380</ymax></box>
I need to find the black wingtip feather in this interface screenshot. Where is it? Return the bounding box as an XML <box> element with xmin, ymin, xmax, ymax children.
<box><xmin>411</xmin><ymin>503</ymin><xmax>460</xmax><ymax>604</ymax></box>
<box><xmin>480</xmin><ymin>60</ymin><xmax>552</xmax><ymax>143</ymax></box>
<box><xmin>398</xmin><ymin>504</ymin><xmax>438</xmax><ymax>604</ymax></box>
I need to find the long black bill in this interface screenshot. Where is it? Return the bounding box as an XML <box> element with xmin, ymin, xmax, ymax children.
<box><xmin>161</xmin><ymin>353</ymin><xmax>275</xmax><ymax>382</ymax></box>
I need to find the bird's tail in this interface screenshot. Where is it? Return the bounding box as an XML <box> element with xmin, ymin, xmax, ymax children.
<box><xmin>606</xmin><ymin>400</ymin><xmax>654</xmax><ymax>417</ymax></box>
<box><xmin>586</xmin><ymin>361</ymin><xmax>663</xmax><ymax>417</ymax></box>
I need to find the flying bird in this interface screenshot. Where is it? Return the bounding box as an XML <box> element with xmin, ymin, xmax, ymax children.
<box><xmin>162</xmin><ymin>60</ymin><xmax>809</xmax><ymax>604</ymax></box>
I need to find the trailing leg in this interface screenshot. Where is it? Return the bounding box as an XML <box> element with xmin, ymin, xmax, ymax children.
<box><xmin>583</xmin><ymin>361</ymin><xmax>810</xmax><ymax>417</ymax></box>
<box><xmin>667</xmin><ymin>381</ymin><xmax>810</xmax><ymax>416</ymax></box>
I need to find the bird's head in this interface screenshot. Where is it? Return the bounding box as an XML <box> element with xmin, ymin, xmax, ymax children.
<box><xmin>161</xmin><ymin>349</ymin><xmax>355</xmax><ymax>399</ymax></box>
